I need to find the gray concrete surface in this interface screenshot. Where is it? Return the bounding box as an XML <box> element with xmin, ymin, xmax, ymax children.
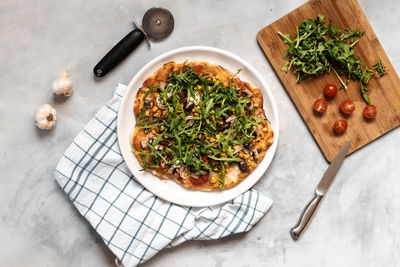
<box><xmin>1</xmin><ymin>0</ymin><xmax>400</xmax><ymax>266</ymax></box>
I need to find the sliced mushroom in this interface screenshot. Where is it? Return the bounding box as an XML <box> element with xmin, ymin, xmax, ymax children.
<box><xmin>219</xmin><ymin>122</ymin><xmax>230</xmax><ymax>131</ymax></box>
<box><xmin>184</xmin><ymin>101</ymin><xmax>195</xmax><ymax>112</ymax></box>
<box><xmin>246</xmin><ymin>100</ymin><xmax>254</xmax><ymax>109</ymax></box>
<box><xmin>159</xmin><ymin>81</ymin><xmax>166</xmax><ymax>90</ymax></box>
<box><xmin>243</xmin><ymin>142</ymin><xmax>253</xmax><ymax>150</ymax></box>
<box><xmin>226</xmin><ymin>115</ymin><xmax>237</xmax><ymax>123</ymax></box>
<box><xmin>154</xmin><ymin>145</ymin><xmax>163</xmax><ymax>150</ymax></box>
<box><xmin>141</xmin><ymin>140</ymin><xmax>148</xmax><ymax>149</ymax></box>
<box><xmin>191</xmin><ymin>173</ymin><xmax>199</xmax><ymax>180</ymax></box>
<box><xmin>141</xmin><ymin>134</ymin><xmax>155</xmax><ymax>149</ymax></box>
<box><xmin>145</xmin><ymin>95</ymin><xmax>154</xmax><ymax>108</ymax></box>
<box><xmin>251</xmin><ymin>150</ymin><xmax>260</xmax><ymax>161</ymax></box>
<box><xmin>160</xmin><ymin>161</ymin><xmax>166</xmax><ymax>168</ymax></box>
<box><xmin>179</xmin><ymin>165</ymin><xmax>190</xmax><ymax>179</ymax></box>
<box><xmin>150</xmin><ymin>113</ymin><xmax>160</xmax><ymax>122</ymax></box>
<box><xmin>252</xmin><ymin>127</ymin><xmax>260</xmax><ymax>138</ymax></box>
<box><xmin>233</xmin><ymin>145</ymin><xmax>243</xmax><ymax>154</ymax></box>
<box><xmin>185</xmin><ymin>115</ymin><xmax>196</xmax><ymax>127</ymax></box>
<box><xmin>168</xmin><ymin>166</ymin><xmax>178</xmax><ymax>175</ymax></box>
<box><xmin>238</xmin><ymin>160</ymin><xmax>249</xmax><ymax>172</ymax></box>
<box><xmin>156</xmin><ymin>97</ymin><xmax>167</xmax><ymax>110</ymax></box>
<box><xmin>242</xmin><ymin>89</ymin><xmax>253</xmax><ymax>98</ymax></box>
<box><xmin>187</xmin><ymin>120</ymin><xmax>195</xmax><ymax>127</ymax></box>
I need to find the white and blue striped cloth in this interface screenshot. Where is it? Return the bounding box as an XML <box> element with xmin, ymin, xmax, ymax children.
<box><xmin>55</xmin><ymin>84</ymin><xmax>273</xmax><ymax>267</ymax></box>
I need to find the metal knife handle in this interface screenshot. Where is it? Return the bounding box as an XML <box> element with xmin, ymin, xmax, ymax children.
<box><xmin>93</xmin><ymin>29</ymin><xmax>145</xmax><ymax>77</ymax></box>
<box><xmin>290</xmin><ymin>193</ymin><xmax>323</xmax><ymax>240</ymax></box>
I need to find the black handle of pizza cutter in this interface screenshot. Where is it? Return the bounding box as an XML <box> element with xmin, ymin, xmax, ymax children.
<box><xmin>93</xmin><ymin>29</ymin><xmax>145</xmax><ymax>77</ymax></box>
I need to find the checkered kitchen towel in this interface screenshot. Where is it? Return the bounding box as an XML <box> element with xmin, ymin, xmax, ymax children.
<box><xmin>55</xmin><ymin>84</ymin><xmax>272</xmax><ymax>267</ymax></box>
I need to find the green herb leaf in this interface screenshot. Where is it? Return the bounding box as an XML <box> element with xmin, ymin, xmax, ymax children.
<box><xmin>278</xmin><ymin>14</ymin><xmax>375</xmax><ymax>104</ymax></box>
<box><xmin>373</xmin><ymin>59</ymin><xmax>387</xmax><ymax>77</ymax></box>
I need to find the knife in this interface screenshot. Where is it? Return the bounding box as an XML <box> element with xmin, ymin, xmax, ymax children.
<box><xmin>290</xmin><ymin>140</ymin><xmax>351</xmax><ymax>240</ymax></box>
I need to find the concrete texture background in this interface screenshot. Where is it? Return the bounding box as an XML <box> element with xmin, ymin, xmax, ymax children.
<box><xmin>1</xmin><ymin>0</ymin><xmax>400</xmax><ymax>266</ymax></box>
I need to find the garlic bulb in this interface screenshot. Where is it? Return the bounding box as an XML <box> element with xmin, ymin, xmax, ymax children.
<box><xmin>35</xmin><ymin>104</ymin><xmax>57</xmax><ymax>130</ymax></box>
<box><xmin>52</xmin><ymin>72</ymin><xmax>73</xmax><ymax>96</ymax></box>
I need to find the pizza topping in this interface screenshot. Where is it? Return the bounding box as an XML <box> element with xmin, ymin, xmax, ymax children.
<box><xmin>251</xmin><ymin>150</ymin><xmax>260</xmax><ymax>161</ymax></box>
<box><xmin>218</xmin><ymin>122</ymin><xmax>231</xmax><ymax>131</ymax></box>
<box><xmin>189</xmin><ymin>173</ymin><xmax>209</xmax><ymax>186</ymax></box>
<box><xmin>233</xmin><ymin>145</ymin><xmax>243</xmax><ymax>154</ymax></box>
<box><xmin>242</xmin><ymin>89</ymin><xmax>253</xmax><ymax>98</ymax></box>
<box><xmin>226</xmin><ymin>115</ymin><xmax>237</xmax><ymax>123</ymax></box>
<box><xmin>246</xmin><ymin>100</ymin><xmax>254</xmax><ymax>109</ymax></box>
<box><xmin>238</xmin><ymin>160</ymin><xmax>249</xmax><ymax>172</ymax></box>
<box><xmin>184</xmin><ymin>101</ymin><xmax>195</xmax><ymax>112</ymax></box>
<box><xmin>134</xmin><ymin>64</ymin><xmax>267</xmax><ymax>188</ymax></box>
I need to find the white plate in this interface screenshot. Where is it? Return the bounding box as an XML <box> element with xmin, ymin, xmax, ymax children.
<box><xmin>118</xmin><ymin>46</ymin><xmax>279</xmax><ymax>207</ymax></box>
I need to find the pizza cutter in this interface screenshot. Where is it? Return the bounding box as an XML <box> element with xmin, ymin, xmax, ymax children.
<box><xmin>93</xmin><ymin>7</ymin><xmax>174</xmax><ymax>77</ymax></box>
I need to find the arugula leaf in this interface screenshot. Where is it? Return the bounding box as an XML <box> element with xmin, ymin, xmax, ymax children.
<box><xmin>136</xmin><ymin>64</ymin><xmax>263</xmax><ymax>185</ymax></box>
<box><xmin>373</xmin><ymin>59</ymin><xmax>387</xmax><ymax>77</ymax></box>
<box><xmin>278</xmin><ymin>14</ymin><xmax>378</xmax><ymax>104</ymax></box>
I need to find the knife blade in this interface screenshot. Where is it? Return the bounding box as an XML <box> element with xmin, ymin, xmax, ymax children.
<box><xmin>290</xmin><ymin>140</ymin><xmax>351</xmax><ymax>240</ymax></box>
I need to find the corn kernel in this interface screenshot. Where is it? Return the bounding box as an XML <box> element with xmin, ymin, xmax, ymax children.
<box><xmin>151</xmin><ymin>129</ymin><xmax>157</xmax><ymax>134</ymax></box>
<box><xmin>162</xmin><ymin>110</ymin><xmax>167</xmax><ymax>115</ymax></box>
<box><xmin>210</xmin><ymin>177</ymin><xmax>217</xmax><ymax>183</ymax></box>
<box><xmin>154</xmin><ymin>92</ymin><xmax>160</xmax><ymax>97</ymax></box>
<box><xmin>254</xmin><ymin>103</ymin><xmax>259</xmax><ymax>108</ymax></box>
<box><xmin>256</xmin><ymin>137</ymin><xmax>261</xmax><ymax>142</ymax></box>
<box><xmin>145</xmin><ymin>110</ymin><xmax>150</xmax><ymax>116</ymax></box>
<box><xmin>231</xmin><ymin>107</ymin><xmax>235</xmax><ymax>111</ymax></box>
<box><xmin>152</xmin><ymin>106</ymin><xmax>158</xmax><ymax>112</ymax></box>
<box><xmin>164</xmin><ymin>136</ymin><xmax>168</xmax><ymax>138</ymax></box>
<box><xmin>220</xmin><ymin>153</ymin><xmax>226</xmax><ymax>157</ymax></box>
<box><xmin>214</xmin><ymin>168</ymin><xmax>218</xmax><ymax>171</ymax></box>
<box><xmin>194</xmin><ymin>112</ymin><xmax>199</xmax><ymax>116</ymax></box>
<box><xmin>218</xmin><ymin>184</ymin><xmax>223</xmax><ymax>189</ymax></box>
<box><xmin>192</xmin><ymin>109</ymin><xmax>195</xmax><ymax>112</ymax></box>
<box><xmin>213</xmin><ymin>183</ymin><xmax>219</xmax><ymax>188</ymax></box>
<box><xmin>263</xmin><ymin>127</ymin><xmax>268</xmax><ymax>132</ymax></box>
<box><xmin>226</xmin><ymin>169</ymin><xmax>229</xmax><ymax>173</ymax></box>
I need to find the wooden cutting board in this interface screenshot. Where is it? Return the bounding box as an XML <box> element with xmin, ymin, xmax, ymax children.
<box><xmin>257</xmin><ymin>0</ymin><xmax>400</xmax><ymax>162</ymax></box>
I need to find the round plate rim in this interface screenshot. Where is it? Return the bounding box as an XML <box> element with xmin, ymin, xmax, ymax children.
<box><xmin>117</xmin><ymin>46</ymin><xmax>279</xmax><ymax>207</ymax></box>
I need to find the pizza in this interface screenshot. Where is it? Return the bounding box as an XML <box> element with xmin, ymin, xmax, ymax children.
<box><xmin>131</xmin><ymin>61</ymin><xmax>274</xmax><ymax>190</ymax></box>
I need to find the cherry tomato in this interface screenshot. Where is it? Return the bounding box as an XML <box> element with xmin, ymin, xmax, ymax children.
<box><xmin>189</xmin><ymin>173</ymin><xmax>209</xmax><ymax>186</ymax></box>
<box><xmin>340</xmin><ymin>99</ymin><xmax>355</xmax><ymax>114</ymax></box>
<box><xmin>313</xmin><ymin>98</ymin><xmax>328</xmax><ymax>113</ymax></box>
<box><xmin>323</xmin><ymin>84</ymin><xmax>338</xmax><ymax>97</ymax></box>
<box><xmin>333</xmin><ymin>119</ymin><xmax>348</xmax><ymax>134</ymax></box>
<box><xmin>363</xmin><ymin>104</ymin><xmax>377</xmax><ymax>119</ymax></box>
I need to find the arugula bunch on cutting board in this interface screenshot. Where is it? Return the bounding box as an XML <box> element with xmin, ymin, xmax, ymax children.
<box><xmin>278</xmin><ymin>14</ymin><xmax>383</xmax><ymax>104</ymax></box>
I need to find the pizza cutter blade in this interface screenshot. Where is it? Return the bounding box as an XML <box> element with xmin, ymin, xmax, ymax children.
<box><xmin>93</xmin><ymin>7</ymin><xmax>174</xmax><ymax>78</ymax></box>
